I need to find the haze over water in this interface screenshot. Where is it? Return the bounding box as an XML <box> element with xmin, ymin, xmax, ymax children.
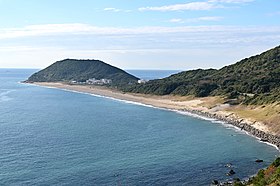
<box><xmin>0</xmin><ymin>69</ymin><xmax>279</xmax><ymax>185</ymax></box>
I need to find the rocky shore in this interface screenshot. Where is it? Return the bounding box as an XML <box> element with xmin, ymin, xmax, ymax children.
<box><xmin>183</xmin><ymin>108</ymin><xmax>280</xmax><ymax>149</ymax></box>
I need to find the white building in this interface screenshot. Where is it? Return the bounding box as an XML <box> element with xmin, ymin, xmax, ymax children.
<box><xmin>138</xmin><ymin>79</ymin><xmax>148</xmax><ymax>84</ymax></box>
<box><xmin>86</xmin><ymin>78</ymin><xmax>112</xmax><ymax>85</ymax></box>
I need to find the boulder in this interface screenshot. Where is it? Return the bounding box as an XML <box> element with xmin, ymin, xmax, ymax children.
<box><xmin>255</xmin><ymin>159</ymin><xmax>264</xmax><ymax>163</ymax></box>
<box><xmin>226</xmin><ymin>169</ymin><xmax>236</xmax><ymax>176</ymax></box>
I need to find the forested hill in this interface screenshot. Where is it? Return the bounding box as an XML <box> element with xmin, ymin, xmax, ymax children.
<box><xmin>27</xmin><ymin>59</ymin><xmax>139</xmax><ymax>84</ymax></box>
<box><xmin>121</xmin><ymin>45</ymin><xmax>280</xmax><ymax>104</ymax></box>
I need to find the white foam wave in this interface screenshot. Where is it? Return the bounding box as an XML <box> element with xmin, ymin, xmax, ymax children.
<box><xmin>175</xmin><ymin>110</ymin><xmax>217</xmax><ymax>121</ymax></box>
<box><xmin>27</xmin><ymin>83</ymin><xmax>159</xmax><ymax>109</ymax></box>
<box><xmin>0</xmin><ymin>89</ymin><xmax>15</xmax><ymax>102</ymax></box>
<box><xmin>0</xmin><ymin>95</ymin><xmax>12</xmax><ymax>102</ymax></box>
<box><xmin>261</xmin><ymin>141</ymin><xmax>279</xmax><ymax>149</ymax></box>
<box><xmin>0</xmin><ymin>89</ymin><xmax>14</xmax><ymax>96</ymax></box>
<box><xmin>173</xmin><ymin>109</ymin><xmax>279</xmax><ymax>150</ymax></box>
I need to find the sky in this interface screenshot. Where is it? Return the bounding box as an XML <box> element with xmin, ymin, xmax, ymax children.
<box><xmin>0</xmin><ymin>0</ymin><xmax>279</xmax><ymax>70</ymax></box>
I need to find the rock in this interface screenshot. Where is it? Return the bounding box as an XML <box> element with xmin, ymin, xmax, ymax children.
<box><xmin>233</xmin><ymin>177</ymin><xmax>241</xmax><ymax>182</ymax></box>
<box><xmin>226</xmin><ymin>169</ymin><xmax>236</xmax><ymax>176</ymax></box>
<box><xmin>255</xmin><ymin>159</ymin><xmax>264</xmax><ymax>163</ymax></box>
<box><xmin>225</xmin><ymin>163</ymin><xmax>232</xmax><ymax>168</ymax></box>
<box><xmin>181</xmin><ymin>108</ymin><xmax>280</xmax><ymax>148</ymax></box>
<box><xmin>260</xmin><ymin>138</ymin><xmax>268</xmax><ymax>142</ymax></box>
<box><xmin>211</xmin><ymin>180</ymin><xmax>219</xmax><ymax>185</ymax></box>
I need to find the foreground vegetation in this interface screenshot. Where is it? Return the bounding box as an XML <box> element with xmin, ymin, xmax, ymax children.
<box><xmin>233</xmin><ymin>157</ymin><xmax>280</xmax><ymax>186</ymax></box>
<box><xmin>121</xmin><ymin>45</ymin><xmax>280</xmax><ymax>105</ymax></box>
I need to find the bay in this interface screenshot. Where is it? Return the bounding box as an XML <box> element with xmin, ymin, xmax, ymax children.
<box><xmin>0</xmin><ymin>69</ymin><xmax>278</xmax><ymax>185</ymax></box>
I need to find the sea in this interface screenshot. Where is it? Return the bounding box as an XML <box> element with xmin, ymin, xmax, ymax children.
<box><xmin>0</xmin><ymin>69</ymin><xmax>279</xmax><ymax>186</ymax></box>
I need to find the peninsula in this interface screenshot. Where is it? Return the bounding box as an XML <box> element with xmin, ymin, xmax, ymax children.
<box><xmin>26</xmin><ymin>59</ymin><xmax>139</xmax><ymax>84</ymax></box>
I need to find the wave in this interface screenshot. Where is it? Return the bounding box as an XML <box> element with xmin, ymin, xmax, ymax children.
<box><xmin>174</xmin><ymin>110</ymin><xmax>217</xmax><ymax>122</ymax></box>
<box><xmin>25</xmin><ymin>83</ymin><xmax>160</xmax><ymax>108</ymax></box>
<box><xmin>0</xmin><ymin>89</ymin><xmax>14</xmax><ymax>102</ymax></box>
<box><xmin>175</xmin><ymin>110</ymin><xmax>255</xmax><ymax>135</ymax></box>
<box><xmin>0</xmin><ymin>89</ymin><xmax>14</xmax><ymax>96</ymax></box>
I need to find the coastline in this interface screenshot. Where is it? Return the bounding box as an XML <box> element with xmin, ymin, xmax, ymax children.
<box><xmin>30</xmin><ymin>82</ymin><xmax>280</xmax><ymax>150</ymax></box>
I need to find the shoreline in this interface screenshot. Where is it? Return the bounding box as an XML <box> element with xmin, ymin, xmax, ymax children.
<box><xmin>28</xmin><ymin>82</ymin><xmax>280</xmax><ymax>150</ymax></box>
<box><xmin>183</xmin><ymin>108</ymin><xmax>280</xmax><ymax>150</ymax></box>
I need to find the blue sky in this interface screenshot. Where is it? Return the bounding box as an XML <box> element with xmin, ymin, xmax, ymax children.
<box><xmin>0</xmin><ymin>0</ymin><xmax>279</xmax><ymax>69</ymax></box>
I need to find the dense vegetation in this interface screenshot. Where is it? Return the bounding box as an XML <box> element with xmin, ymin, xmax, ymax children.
<box><xmin>121</xmin><ymin>45</ymin><xmax>280</xmax><ymax>104</ymax></box>
<box><xmin>28</xmin><ymin>46</ymin><xmax>280</xmax><ymax>104</ymax></box>
<box><xmin>233</xmin><ymin>157</ymin><xmax>280</xmax><ymax>186</ymax></box>
<box><xmin>27</xmin><ymin>59</ymin><xmax>139</xmax><ymax>85</ymax></box>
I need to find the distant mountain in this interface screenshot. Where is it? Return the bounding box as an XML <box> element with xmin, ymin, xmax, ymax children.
<box><xmin>27</xmin><ymin>59</ymin><xmax>139</xmax><ymax>84</ymax></box>
<box><xmin>122</xmin><ymin>45</ymin><xmax>280</xmax><ymax>104</ymax></box>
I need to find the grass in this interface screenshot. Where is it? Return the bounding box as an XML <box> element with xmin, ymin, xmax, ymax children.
<box><xmin>225</xmin><ymin>104</ymin><xmax>280</xmax><ymax>134</ymax></box>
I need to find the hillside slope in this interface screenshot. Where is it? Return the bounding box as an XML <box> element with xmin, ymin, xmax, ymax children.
<box><xmin>233</xmin><ymin>157</ymin><xmax>280</xmax><ymax>185</ymax></box>
<box><xmin>122</xmin><ymin>46</ymin><xmax>280</xmax><ymax>104</ymax></box>
<box><xmin>27</xmin><ymin>59</ymin><xmax>139</xmax><ymax>84</ymax></box>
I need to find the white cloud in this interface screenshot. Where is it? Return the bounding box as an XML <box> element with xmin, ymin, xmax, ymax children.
<box><xmin>103</xmin><ymin>7</ymin><xmax>131</xmax><ymax>13</ymax></box>
<box><xmin>103</xmin><ymin>7</ymin><xmax>121</xmax><ymax>12</ymax></box>
<box><xmin>267</xmin><ymin>11</ymin><xmax>280</xmax><ymax>16</ymax></box>
<box><xmin>1</xmin><ymin>24</ymin><xmax>280</xmax><ymax>40</ymax></box>
<box><xmin>0</xmin><ymin>24</ymin><xmax>279</xmax><ymax>69</ymax></box>
<box><xmin>139</xmin><ymin>0</ymin><xmax>254</xmax><ymax>12</ymax></box>
<box><xmin>139</xmin><ymin>2</ymin><xmax>217</xmax><ymax>11</ymax></box>
<box><xmin>169</xmin><ymin>19</ymin><xmax>184</xmax><ymax>23</ymax></box>
<box><xmin>188</xmin><ymin>16</ymin><xmax>223</xmax><ymax>22</ymax></box>
<box><xmin>196</xmin><ymin>16</ymin><xmax>222</xmax><ymax>21</ymax></box>
<box><xmin>208</xmin><ymin>0</ymin><xmax>254</xmax><ymax>3</ymax></box>
<box><xmin>0</xmin><ymin>24</ymin><xmax>92</xmax><ymax>39</ymax></box>
<box><xmin>169</xmin><ymin>17</ymin><xmax>222</xmax><ymax>23</ymax></box>
<box><xmin>0</xmin><ymin>46</ymin><xmax>42</xmax><ymax>52</ymax></box>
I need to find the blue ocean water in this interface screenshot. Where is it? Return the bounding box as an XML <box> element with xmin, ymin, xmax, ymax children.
<box><xmin>0</xmin><ymin>69</ymin><xmax>279</xmax><ymax>185</ymax></box>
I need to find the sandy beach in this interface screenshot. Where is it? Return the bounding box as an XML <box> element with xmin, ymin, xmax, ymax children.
<box><xmin>34</xmin><ymin>82</ymin><xmax>206</xmax><ymax>110</ymax></box>
<box><xmin>32</xmin><ymin>82</ymin><xmax>280</xmax><ymax>148</ymax></box>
